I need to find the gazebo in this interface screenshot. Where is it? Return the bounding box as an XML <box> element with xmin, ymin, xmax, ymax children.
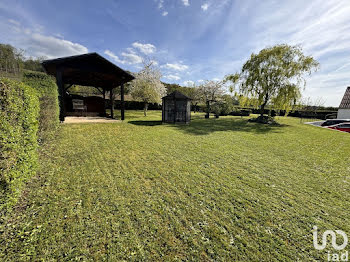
<box><xmin>42</xmin><ymin>52</ymin><xmax>134</xmax><ymax>122</ymax></box>
<box><xmin>162</xmin><ymin>91</ymin><xmax>192</xmax><ymax>124</ymax></box>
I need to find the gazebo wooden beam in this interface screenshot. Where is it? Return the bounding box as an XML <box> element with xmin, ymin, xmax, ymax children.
<box><xmin>102</xmin><ymin>88</ymin><xmax>106</xmax><ymax>117</ymax></box>
<box><xmin>64</xmin><ymin>84</ymin><xmax>73</xmax><ymax>91</ymax></box>
<box><xmin>110</xmin><ymin>87</ymin><xmax>114</xmax><ymax>119</ymax></box>
<box><xmin>121</xmin><ymin>83</ymin><xmax>125</xmax><ymax>121</ymax></box>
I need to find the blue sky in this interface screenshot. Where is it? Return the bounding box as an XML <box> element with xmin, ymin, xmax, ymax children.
<box><xmin>1</xmin><ymin>0</ymin><xmax>350</xmax><ymax>106</ymax></box>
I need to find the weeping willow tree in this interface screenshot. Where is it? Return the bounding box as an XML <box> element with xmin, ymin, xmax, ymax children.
<box><xmin>226</xmin><ymin>44</ymin><xmax>319</xmax><ymax>119</ymax></box>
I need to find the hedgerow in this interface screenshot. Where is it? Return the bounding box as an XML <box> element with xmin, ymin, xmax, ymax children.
<box><xmin>23</xmin><ymin>71</ymin><xmax>59</xmax><ymax>142</ymax></box>
<box><xmin>0</xmin><ymin>78</ymin><xmax>39</xmax><ymax>210</ymax></box>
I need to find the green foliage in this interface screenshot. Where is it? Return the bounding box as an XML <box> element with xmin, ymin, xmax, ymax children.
<box><xmin>0</xmin><ymin>44</ymin><xmax>24</xmax><ymax>75</ymax></box>
<box><xmin>23</xmin><ymin>71</ymin><xmax>59</xmax><ymax>141</ymax></box>
<box><xmin>211</xmin><ymin>102</ymin><xmax>224</xmax><ymax>116</ymax></box>
<box><xmin>68</xmin><ymin>85</ymin><xmax>101</xmax><ymax>96</ymax></box>
<box><xmin>164</xmin><ymin>83</ymin><xmax>195</xmax><ymax>98</ymax></box>
<box><xmin>0</xmin><ymin>78</ymin><xmax>39</xmax><ymax>210</ymax></box>
<box><xmin>23</xmin><ymin>58</ymin><xmax>45</xmax><ymax>72</ymax></box>
<box><xmin>226</xmin><ymin>44</ymin><xmax>319</xmax><ymax>116</ymax></box>
<box><xmin>1</xmin><ymin>111</ymin><xmax>349</xmax><ymax>260</ymax></box>
<box><xmin>211</xmin><ymin>96</ymin><xmax>236</xmax><ymax>116</ymax></box>
<box><xmin>0</xmin><ymin>43</ymin><xmax>45</xmax><ymax>76</ymax></box>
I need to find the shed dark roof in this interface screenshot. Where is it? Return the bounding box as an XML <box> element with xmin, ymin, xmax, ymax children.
<box><xmin>162</xmin><ymin>91</ymin><xmax>192</xmax><ymax>100</ymax></box>
<box><xmin>339</xmin><ymin>87</ymin><xmax>350</xmax><ymax>109</ymax></box>
<box><xmin>42</xmin><ymin>52</ymin><xmax>134</xmax><ymax>89</ymax></box>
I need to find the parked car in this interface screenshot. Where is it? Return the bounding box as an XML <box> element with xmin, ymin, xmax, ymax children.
<box><xmin>327</xmin><ymin>122</ymin><xmax>350</xmax><ymax>133</ymax></box>
<box><xmin>321</xmin><ymin>119</ymin><xmax>350</xmax><ymax>127</ymax></box>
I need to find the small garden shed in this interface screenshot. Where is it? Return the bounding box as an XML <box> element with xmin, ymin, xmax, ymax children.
<box><xmin>162</xmin><ymin>91</ymin><xmax>192</xmax><ymax>124</ymax></box>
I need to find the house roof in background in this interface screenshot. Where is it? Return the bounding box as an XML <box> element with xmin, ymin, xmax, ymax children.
<box><xmin>339</xmin><ymin>87</ymin><xmax>350</xmax><ymax>109</ymax></box>
<box><xmin>42</xmin><ymin>52</ymin><xmax>134</xmax><ymax>89</ymax></box>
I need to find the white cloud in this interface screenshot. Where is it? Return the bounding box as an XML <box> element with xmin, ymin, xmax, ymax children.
<box><xmin>104</xmin><ymin>49</ymin><xmax>143</xmax><ymax>65</ymax></box>
<box><xmin>2</xmin><ymin>19</ymin><xmax>88</xmax><ymax>59</ymax></box>
<box><xmin>158</xmin><ymin>0</ymin><xmax>164</xmax><ymax>9</ymax></box>
<box><xmin>151</xmin><ymin>60</ymin><xmax>159</xmax><ymax>66</ymax></box>
<box><xmin>132</xmin><ymin>42</ymin><xmax>156</xmax><ymax>55</ymax></box>
<box><xmin>7</xmin><ymin>19</ymin><xmax>20</xmax><ymax>26</ymax></box>
<box><xmin>104</xmin><ymin>50</ymin><xmax>122</xmax><ymax>63</ymax></box>
<box><xmin>183</xmin><ymin>80</ymin><xmax>195</xmax><ymax>86</ymax></box>
<box><xmin>182</xmin><ymin>0</ymin><xmax>189</xmax><ymax>6</ymax></box>
<box><xmin>105</xmin><ymin>42</ymin><xmax>159</xmax><ymax>66</ymax></box>
<box><xmin>26</xmin><ymin>33</ymin><xmax>88</xmax><ymax>58</ymax></box>
<box><xmin>197</xmin><ymin>79</ymin><xmax>204</xmax><ymax>83</ymax></box>
<box><xmin>121</xmin><ymin>52</ymin><xmax>143</xmax><ymax>64</ymax></box>
<box><xmin>164</xmin><ymin>74</ymin><xmax>181</xmax><ymax>81</ymax></box>
<box><xmin>201</xmin><ymin>3</ymin><xmax>209</xmax><ymax>11</ymax></box>
<box><xmin>162</xmin><ymin>11</ymin><xmax>168</xmax><ymax>16</ymax></box>
<box><xmin>161</xmin><ymin>63</ymin><xmax>189</xmax><ymax>71</ymax></box>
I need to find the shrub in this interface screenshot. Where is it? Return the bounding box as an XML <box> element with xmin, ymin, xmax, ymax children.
<box><xmin>22</xmin><ymin>71</ymin><xmax>59</xmax><ymax>141</ymax></box>
<box><xmin>211</xmin><ymin>101</ymin><xmax>234</xmax><ymax>117</ymax></box>
<box><xmin>229</xmin><ymin>108</ymin><xmax>251</xmax><ymax>116</ymax></box>
<box><xmin>0</xmin><ymin>78</ymin><xmax>39</xmax><ymax>209</ymax></box>
<box><xmin>248</xmin><ymin>115</ymin><xmax>277</xmax><ymax>124</ymax></box>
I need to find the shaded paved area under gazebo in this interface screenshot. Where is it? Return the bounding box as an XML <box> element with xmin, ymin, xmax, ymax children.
<box><xmin>42</xmin><ymin>52</ymin><xmax>134</xmax><ymax>122</ymax></box>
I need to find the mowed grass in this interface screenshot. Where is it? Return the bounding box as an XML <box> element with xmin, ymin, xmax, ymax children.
<box><xmin>1</xmin><ymin>111</ymin><xmax>350</xmax><ymax>261</ymax></box>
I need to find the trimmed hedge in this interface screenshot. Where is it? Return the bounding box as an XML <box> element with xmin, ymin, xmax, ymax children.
<box><xmin>0</xmin><ymin>78</ymin><xmax>40</xmax><ymax>209</ymax></box>
<box><xmin>23</xmin><ymin>71</ymin><xmax>59</xmax><ymax>141</ymax></box>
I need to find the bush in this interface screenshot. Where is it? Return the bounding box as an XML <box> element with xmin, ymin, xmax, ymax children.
<box><xmin>248</xmin><ymin>115</ymin><xmax>277</xmax><ymax>124</ymax></box>
<box><xmin>229</xmin><ymin>109</ymin><xmax>251</xmax><ymax>116</ymax></box>
<box><xmin>211</xmin><ymin>101</ymin><xmax>234</xmax><ymax>117</ymax></box>
<box><xmin>0</xmin><ymin>78</ymin><xmax>40</xmax><ymax>209</ymax></box>
<box><xmin>23</xmin><ymin>71</ymin><xmax>59</xmax><ymax>141</ymax></box>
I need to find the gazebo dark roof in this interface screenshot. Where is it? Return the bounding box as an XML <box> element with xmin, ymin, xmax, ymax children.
<box><xmin>162</xmin><ymin>91</ymin><xmax>192</xmax><ymax>100</ymax></box>
<box><xmin>42</xmin><ymin>52</ymin><xmax>134</xmax><ymax>89</ymax></box>
<box><xmin>339</xmin><ymin>87</ymin><xmax>350</xmax><ymax>109</ymax></box>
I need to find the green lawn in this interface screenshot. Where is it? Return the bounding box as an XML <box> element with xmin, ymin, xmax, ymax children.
<box><xmin>1</xmin><ymin>111</ymin><xmax>350</xmax><ymax>261</ymax></box>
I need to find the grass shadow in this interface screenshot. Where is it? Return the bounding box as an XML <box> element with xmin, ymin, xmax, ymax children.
<box><xmin>129</xmin><ymin>116</ymin><xmax>289</xmax><ymax>135</ymax></box>
<box><xmin>129</xmin><ymin>120</ymin><xmax>163</xmax><ymax>126</ymax></box>
<box><xmin>178</xmin><ymin>118</ymin><xmax>288</xmax><ymax>135</ymax></box>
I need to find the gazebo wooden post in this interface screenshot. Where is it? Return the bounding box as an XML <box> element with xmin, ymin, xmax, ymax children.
<box><xmin>56</xmin><ymin>67</ymin><xmax>65</xmax><ymax>122</ymax></box>
<box><xmin>121</xmin><ymin>83</ymin><xmax>125</xmax><ymax>120</ymax></box>
<box><xmin>110</xmin><ymin>87</ymin><xmax>114</xmax><ymax>119</ymax></box>
<box><xmin>102</xmin><ymin>88</ymin><xmax>106</xmax><ymax>116</ymax></box>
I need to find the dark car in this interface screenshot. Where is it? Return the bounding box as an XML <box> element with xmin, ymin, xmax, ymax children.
<box><xmin>327</xmin><ymin>122</ymin><xmax>350</xmax><ymax>133</ymax></box>
<box><xmin>321</xmin><ymin>119</ymin><xmax>350</xmax><ymax>127</ymax></box>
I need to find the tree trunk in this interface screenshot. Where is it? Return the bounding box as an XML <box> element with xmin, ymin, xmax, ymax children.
<box><xmin>260</xmin><ymin>103</ymin><xmax>266</xmax><ymax>118</ymax></box>
<box><xmin>193</xmin><ymin>102</ymin><xmax>198</xmax><ymax>113</ymax></box>
<box><xmin>260</xmin><ymin>93</ymin><xmax>269</xmax><ymax>118</ymax></box>
<box><xmin>144</xmin><ymin>102</ymin><xmax>148</xmax><ymax>116</ymax></box>
<box><xmin>205</xmin><ymin>100</ymin><xmax>210</xmax><ymax>118</ymax></box>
